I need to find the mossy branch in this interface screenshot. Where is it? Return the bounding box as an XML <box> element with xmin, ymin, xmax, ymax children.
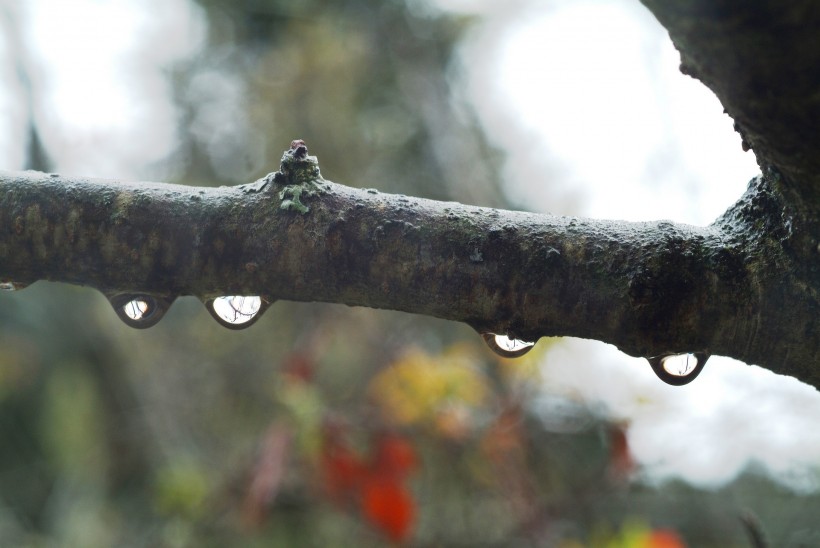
<box><xmin>0</xmin><ymin>142</ymin><xmax>816</xmax><ymax>386</ymax></box>
<box><xmin>1</xmin><ymin>1</ymin><xmax>819</xmax><ymax>387</ymax></box>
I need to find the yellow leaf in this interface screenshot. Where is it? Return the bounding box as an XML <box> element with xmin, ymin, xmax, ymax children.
<box><xmin>369</xmin><ymin>345</ymin><xmax>489</xmax><ymax>434</ymax></box>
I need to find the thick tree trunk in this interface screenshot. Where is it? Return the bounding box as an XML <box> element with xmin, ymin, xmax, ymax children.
<box><xmin>0</xmin><ymin>1</ymin><xmax>817</xmax><ymax>387</ymax></box>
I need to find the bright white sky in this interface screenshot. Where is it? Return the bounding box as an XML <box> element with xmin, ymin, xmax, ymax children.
<box><xmin>1</xmin><ymin>0</ymin><xmax>818</xmax><ymax>492</ymax></box>
<box><xmin>1</xmin><ymin>0</ymin><xmax>204</xmax><ymax>178</ymax></box>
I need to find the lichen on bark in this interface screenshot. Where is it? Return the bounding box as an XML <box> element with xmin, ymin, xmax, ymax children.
<box><xmin>270</xmin><ymin>139</ymin><xmax>327</xmax><ymax>214</ymax></box>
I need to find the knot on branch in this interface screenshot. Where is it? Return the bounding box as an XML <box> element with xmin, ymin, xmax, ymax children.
<box><xmin>268</xmin><ymin>139</ymin><xmax>326</xmax><ymax>214</ymax></box>
<box><xmin>272</xmin><ymin>139</ymin><xmax>323</xmax><ymax>187</ymax></box>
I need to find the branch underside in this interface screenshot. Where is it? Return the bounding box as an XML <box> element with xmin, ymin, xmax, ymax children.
<box><xmin>1</xmin><ymin>160</ymin><xmax>816</xmax><ymax>386</ymax></box>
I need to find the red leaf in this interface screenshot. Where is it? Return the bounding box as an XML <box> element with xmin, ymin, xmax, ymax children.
<box><xmin>371</xmin><ymin>433</ymin><xmax>418</xmax><ymax>478</ymax></box>
<box><xmin>321</xmin><ymin>429</ymin><xmax>419</xmax><ymax>542</ymax></box>
<box><xmin>282</xmin><ymin>353</ymin><xmax>314</xmax><ymax>384</ymax></box>
<box><xmin>321</xmin><ymin>434</ymin><xmax>365</xmax><ymax>502</ymax></box>
<box><xmin>646</xmin><ymin>529</ymin><xmax>687</xmax><ymax>548</ymax></box>
<box><xmin>361</xmin><ymin>478</ymin><xmax>415</xmax><ymax>543</ymax></box>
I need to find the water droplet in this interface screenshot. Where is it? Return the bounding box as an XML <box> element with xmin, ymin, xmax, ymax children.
<box><xmin>0</xmin><ymin>282</ymin><xmax>17</xmax><ymax>291</ymax></box>
<box><xmin>647</xmin><ymin>352</ymin><xmax>710</xmax><ymax>386</ymax></box>
<box><xmin>481</xmin><ymin>333</ymin><xmax>536</xmax><ymax>358</ymax></box>
<box><xmin>123</xmin><ymin>298</ymin><xmax>150</xmax><ymax>320</ymax></box>
<box><xmin>109</xmin><ymin>293</ymin><xmax>171</xmax><ymax>329</ymax></box>
<box><xmin>206</xmin><ymin>295</ymin><xmax>269</xmax><ymax>330</ymax></box>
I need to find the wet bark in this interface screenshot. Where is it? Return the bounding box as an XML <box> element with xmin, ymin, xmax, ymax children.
<box><xmin>0</xmin><ymin>141</ymin><xmax>817</xmax><ymax>387</ymax></box>
<box><xmin>0</xmin><ymin>0</ymin><xmax>818</xmax><ymax>387</ymax></box>
<box><xmin>640</xmin><ymin>0</ymin><xmax>820</xmax><ymax>205</ymax></box>
<box><xmin>636</xmin><ymin>0</ymin><xmax>820</xmax><ymax>384</ymax></box>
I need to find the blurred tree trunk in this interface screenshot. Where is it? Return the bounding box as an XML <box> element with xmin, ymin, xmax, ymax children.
<box><xmin>0</xmin><ymin>1</ymin><xmax>818</xmax><ymax>387</ymax></box>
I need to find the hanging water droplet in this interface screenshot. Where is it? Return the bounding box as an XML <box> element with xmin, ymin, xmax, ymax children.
<box><xmin>647</xmin><ymin>352</ymin><xmax>710</xmax><ymax>386</ymax></box>
<box><xmin>0</xmin><ymin>281</ymin><xmax>17</xmax><ymax>291</ymax></box>
<box><xmin>481</xmin><ymin>333</ymin><xmax>536</xmax><ymax>358</ymax></box>
<box><xmin>662</xmin><ymin>353</ymin><xmax>699</xmax><ymax>376</ymax></box>
<box><xmin>206</xmin><ymin>295</ymin><xmax>270</xmax><ymax>330</ymax></box>
<box><xmin>123</xmin><ymin>298</ymin><xmax>150</xmax><ymax>320</ymax></box>
<box><xmin>109</xmin><ymin>293</ymin><xmax>171</xmax><ymax>329</ymax></box>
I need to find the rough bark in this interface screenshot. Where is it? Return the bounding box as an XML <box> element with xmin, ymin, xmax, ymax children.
<box><xmin>636</xmin><ymin>0</ymin><xmax>820</xmax><ymax>384</ymax></box>
<box><xmin>1</xmin><ymin>140</ymin><xmax>817</xmax><ymax>385</ymax></box>
<box><xmin>0</xmin><ymin>1</ymin><xmax>818</xmax><ymax>387</ymax></box>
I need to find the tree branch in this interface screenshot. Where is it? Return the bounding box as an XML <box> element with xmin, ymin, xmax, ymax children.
<box><xmin>1</xmin><ymin>143</ymin><xmax>816</xmax><ymax>386</ymax></box>
<box><xmin>1</xmin><ymin>1</ymin><xmax>818</xmax><ymax>388</ymax></box>
<box><xmin>634</xmin><ymin>0</ymin><xmax>820</xmax><ymax>384</ymax></box>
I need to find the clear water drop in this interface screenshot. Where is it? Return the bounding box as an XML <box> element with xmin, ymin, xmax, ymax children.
<box><xmin>647</xmin><ymin>352</ymin><xmax>710</xmax><ymax>386</ymax></box>
<box><xmin>109</xmin><ymin>293</ymin><xmax>171</xmax><ymax>329</ymax></box>
<box><xmin>206</xmin><ymin>295</ymin><xmax>269</xmax><ymax>330</ymax></box>
<box><xmin>481</xmin><ymin>333</ymin><xmax>536</xmax><ymax>358</ymax></box>
<box><xmin>662</xmin><ymin>353</ymin><xmax>698</xmax><ymax>376</ymax></box>
<box><xmin>123</xmin><ymin>298</ymin><xmax>150</xmax><ymax>320</ymax></box>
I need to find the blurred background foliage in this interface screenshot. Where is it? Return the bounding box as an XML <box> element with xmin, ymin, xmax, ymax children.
<box><xmin>1</xmin><ymin>0</ymin><xmax>819</xmax><ymax>546</ymax></box>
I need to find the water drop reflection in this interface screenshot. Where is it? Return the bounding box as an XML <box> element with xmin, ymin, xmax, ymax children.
<box><xmin>123</xmin><ymin>298</ymin><xmax>150</xmax><ymax>320</ymax></box>
<box><xmin>109</xmin><ymin>293</ymin><xmax>171</xmax><ymax>329</ymax></box>
<box><xmin>481</xmin><ymin>333</ymin><xmax>536</xmax><ymax>358</ymax></box>
<box><xmin>647</xmin><ymin>352</ymin><xmax>710</xmax><ymax>386</ymax></box>
<box><xmin>206</xmin><ymin>295</ymin><xmax>269</xmax><ymax>330</ymax></box>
